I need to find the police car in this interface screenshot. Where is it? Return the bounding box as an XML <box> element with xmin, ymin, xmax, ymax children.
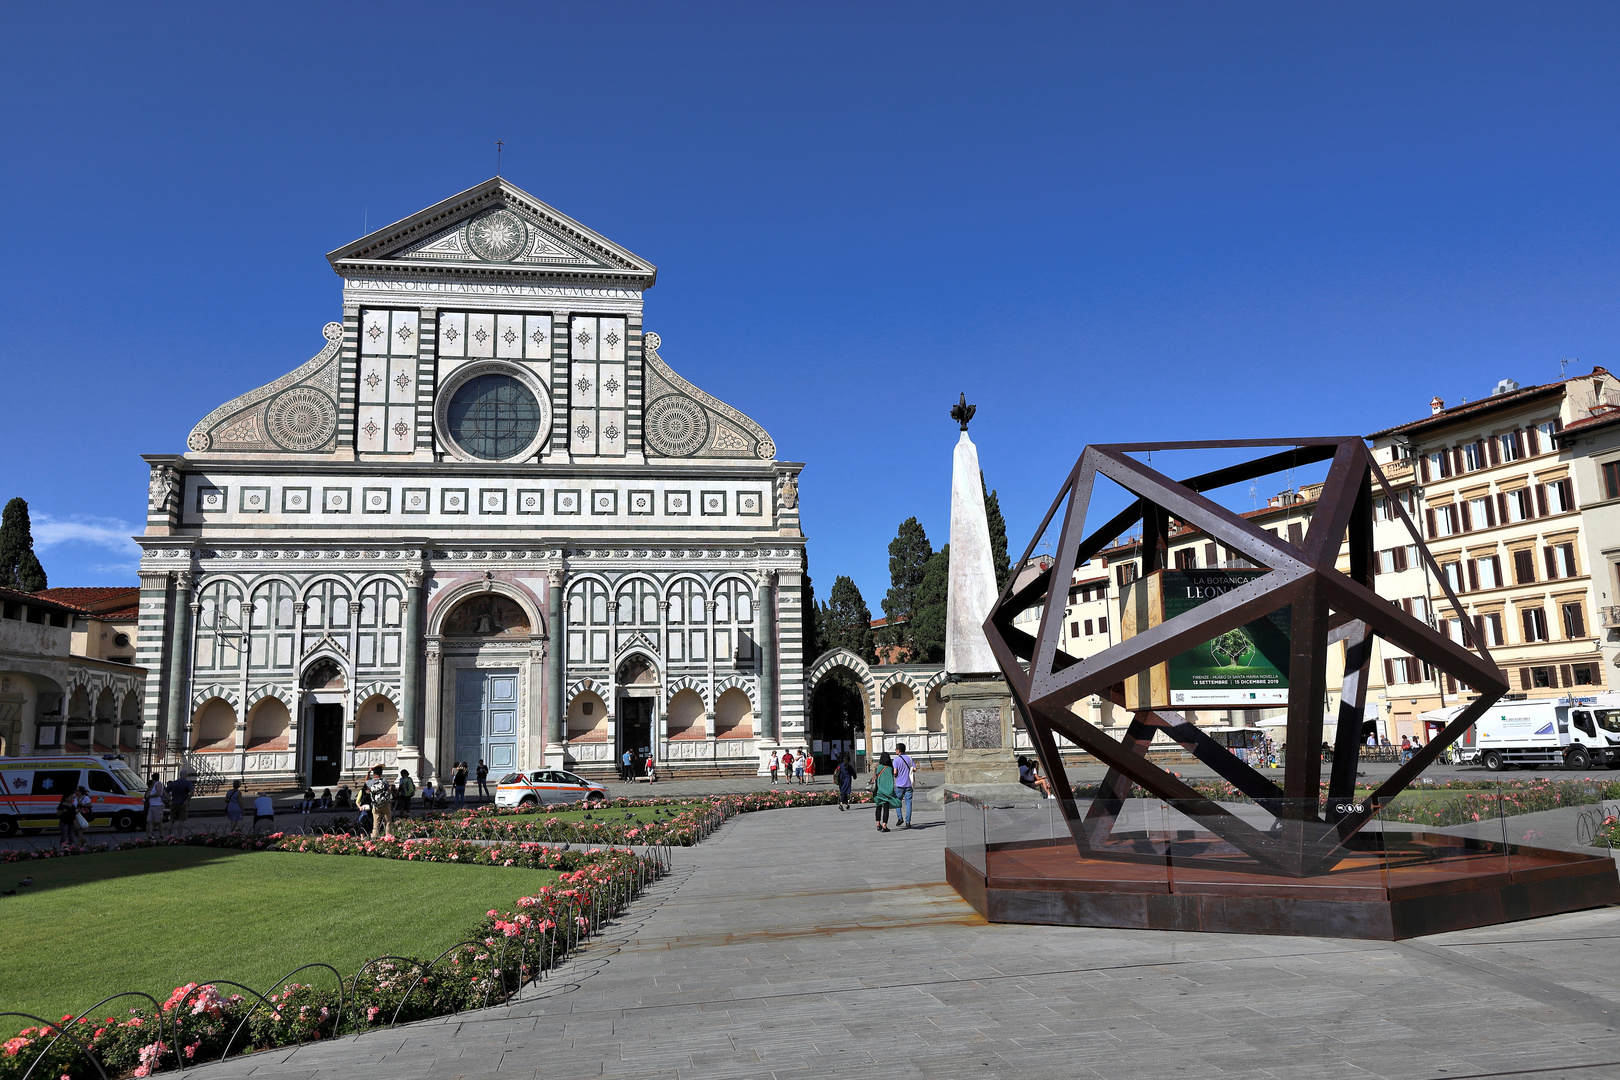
<box><xmin>495</xmin><ymin>769</ymin><xmax>609</xmax><ymax>808</ymax></box>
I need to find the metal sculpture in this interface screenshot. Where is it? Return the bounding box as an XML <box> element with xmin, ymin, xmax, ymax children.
<box><xmin>983</xmin><ymin>437</ymin><xmax>1508</xmax><ymax>876</ymax></box>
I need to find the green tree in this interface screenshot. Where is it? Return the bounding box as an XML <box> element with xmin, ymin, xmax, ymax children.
<box><xmin>0</xmin><ymin>498</ymin><xmax>47</xmax><ymax>592</ymax></box>
<box><xmin>982</xmin><ymin>474</ymin><xmax>1010</xmax><ymax>590</ymax></box>
<box><xmin>801</xmin><ymin>568</ymin><xmax>825</xmax><ymax>661</ymax></box>
<box><xmin>821</xmin><ymin>575</ymin><xmax>874</xmax><ymax>662</ymax></box>
<box><xmin>879</xmin><ymin>517</ymin><xmax>933</xmax><ymax>661</ymax></box>
<box><xmin>911</xmin><ymin>543</ymin><xmax>950</xmax><ymax>664</ymax></box>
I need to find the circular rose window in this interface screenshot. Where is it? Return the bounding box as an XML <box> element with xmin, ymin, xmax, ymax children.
<box><xmin>445</xmin><ymin>373</ymin><xmax>544</xmax><ymax>460</ymax></box>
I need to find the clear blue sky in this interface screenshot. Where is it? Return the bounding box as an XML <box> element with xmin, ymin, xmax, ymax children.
<box><xmin>4</xmin><ymin>3</ymin><xmax>1617</xmax><ymax>609</ymax></box>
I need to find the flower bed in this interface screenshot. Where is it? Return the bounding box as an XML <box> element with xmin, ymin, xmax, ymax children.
<box><xmin>1</xmin><ymin>849</ymin><xmax>659</xmax><ymax>1079</ymax></box>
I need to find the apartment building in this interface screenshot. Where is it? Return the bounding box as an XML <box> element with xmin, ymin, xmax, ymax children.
<box><xmin>1553</xmin><ymin>407</ymin><xmax>1620</xmax><ymax>678</ymax></box>
<box><xmin>1366</xmin><ymin>368</ymin><xmax>1620</xmax><ymax>739</ymax></box>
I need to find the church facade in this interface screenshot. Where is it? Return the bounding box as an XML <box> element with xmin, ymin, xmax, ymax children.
<box><xmin>136</xmin><ymin>178</ymin><xmax>807</xmax><ymax>785</ymax></box>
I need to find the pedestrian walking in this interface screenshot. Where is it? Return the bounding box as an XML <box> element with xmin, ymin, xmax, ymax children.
<box><xmin>769</xmin><ymin>751</ymin><xmax>780</xmax><ymax>783</ymax></box>
<box><xmin>225</xmin><ymin>781</ymin><xmax>244</xmax><ymax>832</ymax></box>
<box><xmin>893</xmin><ymin>743</ymin><xmax>915</xmax><ymax>827</ymax></box>
<box><xmin>833</xmin><ymin>756</ymin><xmax>853</xmax><ymax>810</ymax></box>
<box><xmin>165</xmin><ymin>768</ymin><xmax>194</xmax><ymax>837</ymax></box>
<box><xmin>453</xmin><ymin>762</ymin><xmax>468</xmax><ymax>809</ymax></box>
<box><xmin>621</xmin><ymin>748</ymin><xmax>633</xmax><ymax>782</ymax></box>
<box><xmin>804</xmin><ymin>752</ymin><xmax>816</xmax><ymax>785</ymax></box>
<box><xmin>56</xmin><ymin>789</ymin><xmax>78</xmax><ymax>847</ymax></box>
<box><xmin>395</xmin><ymin>769</ymin><xmax>415</xmax><ymax>819</ymax></box>
<box><xmin>252</xmin><ymin>791</ymin><xmax>275</xmax><ymax>833</ymax></box>
<box><xmin>144</xmin><ymin>772</ymin><xmax>166</xmax><ymax>837</ymax></box>
<box><xmin>476</xmin><ymin>760</ymin><xmax>489</xmax><ymax>798</ymax></box>
<box><xmin>793</xmin><ymin>752</ymin><xmax>806</xmax><ymax>785</ymax></box>
<box><xmin>365</xmin><ymin>765</ymin><xmax>395</xmax><ymax>838</ymax></box>
<box><xmin>645</xmin><ymin>753</ymin><xmax>658</xmax><ymax>782</ymax></box>
<box><xmin>782</xmin><ymin>750</ymin><xmax>795</xmax><ymax>785</ymax></box>
<box><xmin>871</xmin><ymin>752</ymin><xmax>900</xmax><ymax>832</ymax></box>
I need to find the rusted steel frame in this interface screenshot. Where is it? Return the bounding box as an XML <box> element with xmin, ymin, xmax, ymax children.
<box><xmin>1030</xmin><ymin>567</ymin><xmax>1313</xmax><ymax>706</ymax></box>
<box><xmin>1282</xmin><ymin>578</ymin><xmax>1332</xmax><ymax>802</ymax></box>
<box><xmin>1327</xmin><ymin>621</ymin><xmax>1375</xmax><ymax>801</ymax></box>
<box><xmin>1367</xmin><ymin>693</ymin><xmax>1501</xmax><ymax>805</ymax></box>
<box><xmin>1033</xmin><ymin>455</ymin><xmax>1102</xmax><ymax>680</ymax></box>
<box><xmin>1300</xmin><ymin>441</ymin><xmax>1369</xmax><ymax>567</ymax></box>
<box><xmin>1011</xmin><ymin>685</ymin><xmax>1091</xmax><ymax>852</ymax></box>
<box><xmin>1316</xmin><ymin>573</ymin><xmax>1505</xmax><ymax>691</ymax></box>
<box><xmin>1369</xmin><ymin>457</ymin><xmax>1501</xmax><ymax>673</ymax></box>
<box><xmin>1089</xmin><ymin>448</ymin><xmax>1313</xmax><ymax>575</ymax></box>
<box><xmin>1092</xmin><ymin>437</ymin><xmax>1359</xmax><ymax>452</ymax></box>
<box><xmin>1080</xmin><ymin>714</ymin><xmax>1160</xmax><ymax>847</ymax></box>
<box><xmin>1033</xmin><ymin>703</ymin><xmax>1300</xmax><ymax>873</ymax></box>
<box><xmin>995</xmin><ymin>460</ymin><xmax>1083</xmax><ymax>615</ymax></box>
<box><xmin>1138</xmin><ymin>709</ymin><xmax>1286</xmax><ymax>806</ymax></box>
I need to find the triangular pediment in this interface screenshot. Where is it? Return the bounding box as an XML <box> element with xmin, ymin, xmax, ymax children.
<box><xmin>327</xmin><ymin>177</ymin><xmax>657</xmax><ymax>286</ymax></box>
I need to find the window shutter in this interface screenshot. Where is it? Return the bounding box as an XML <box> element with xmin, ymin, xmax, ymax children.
<box><xmin>1569</xmin><ymin>604</ymin><xmax>1586</xmax><ymax>638</ymax></box>
<box><xmin>1484</xmin><ymin>497</ymin><xmax>1497</xmax><ymax>528</ymax></box>
<box><xmin>1535</xmin><ymin>485</ymin><xmax>1548</xmax><ymax>517</ymax></box>
<box><xmin>1460</xmin><ymin>500</ymin><xmax>1473</xmax><ymax>531</ymax></box>
<box><xmin>1467</xmin><ymin>561</ymin><xmax>1479</xmax><ymax>592</ymax></box>
<box><xmin>1287</xmin><ymin>522</ymin><xmax>1303</xmax><ymax>546</ymax></box>
<box><xmin>1544</xmin><ymin>547</ymin><xmax>1558</xmax><ymax>580</ymax></box>
<box><xmin>1560</xmin><ymin>665</ymin><xmax>1573</xmax><ymax>688</ymax></box>
<box><xmin>1519</xmin><ymin>666</ymin><xmax>1532</xmax><ymax>689</ymax></box>
<box><xmin>1373</xmin><ymin>551</ymin><xmax>1384</xmax><ymax>575</ymax></box>
<box><xmin>1453</xmin><ymin>448</ymin><xmax>1465</xmax><ymax>474</ymax></box>
<box><xmin>1496</xmin><ymin>492</ymin><xmax>1508</xmax><ymax>523</ymax></box>
<box><xmin>1491</xmin><ymin>555</ymin><xmax>1503</xmax><ymax>586</ymax></box>
<box><xmin>1488</xmin><ymin>437</ymin><xmax>1500</xmax><ymax>466</ymax></box>
<box><xmin>1384</xmin><ymin>659</ymin><xmax>1396</xmax><ymax>685</ymax></box>
<box><xmin>1426</xmin><ymin>509</ymin><xmax>1436</xmax><ymax>539</ymax></box>
<box><xmin>1420</xmin><ymin>455</ymin><xmax>1430</xmax><ymax>482</ymax></box>
<box><xmin>1526</xmin><ymin>427</ymin><xmax>1540</xmax><ymax>456</ymax></box>
<box><xmin>1204</xmin><ymin>542</ymin><xmax>1216</xmax><ymax>565</ymax></box>
<box><xmin>1471</xmin><ymin>615</ymin><xmax>1483</xmax><ymax>646</ymax></box>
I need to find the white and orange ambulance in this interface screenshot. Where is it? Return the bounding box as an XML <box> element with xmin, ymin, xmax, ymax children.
<box><xmin>0</xmin><ymin>755</ymin><xmax>149</xmax><ymax>837</ymax></box>
<box><xmin>495</xmin><ymin>769</ymin><xmax>609</xmax><ymax>808</ymax></box>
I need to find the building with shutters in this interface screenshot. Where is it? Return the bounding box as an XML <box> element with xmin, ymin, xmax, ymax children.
<box><xmin>135</xmin><ymin>178</ymin><xmax>807</xmax><ymax>787</ymax></box>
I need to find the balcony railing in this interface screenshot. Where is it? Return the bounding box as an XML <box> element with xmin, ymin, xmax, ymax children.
<box><xmin>1600</xmin><ymin>606</ymin><xmax>1620</xmax><ymax>630</ymax></box>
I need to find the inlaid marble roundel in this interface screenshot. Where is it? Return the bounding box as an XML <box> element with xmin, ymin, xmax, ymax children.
<box><xmin>644</xmin><ymin>395</ymin><xmax>710</xmax><ymax>457</ymax></box>
<box><xmin>265</xmin><ymin>387</ymin><xmax>337</xmax><ymax>451</ymax></box>
<box><xmin>465</xmin><ymin>209</ymin><xmax>529</xmax><ymax>263</ymax></box>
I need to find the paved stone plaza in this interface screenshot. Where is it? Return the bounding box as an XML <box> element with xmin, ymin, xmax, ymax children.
<box><xmin>178</xmin><ymin>800</ymin><xmax>1620</xmax><ymax>1080</ymax></box>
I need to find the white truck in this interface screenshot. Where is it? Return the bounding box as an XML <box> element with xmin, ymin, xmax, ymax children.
<box><xmin>1443</xmin><ymin>696</ymin><xmax>1620</xmax><ymax>771</ymax></box>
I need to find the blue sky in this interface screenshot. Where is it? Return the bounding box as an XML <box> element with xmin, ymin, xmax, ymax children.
<box><xmin>3</xmin><ymin>3</ymin><xmax>1617</xmax><ymax>607</ymax></box>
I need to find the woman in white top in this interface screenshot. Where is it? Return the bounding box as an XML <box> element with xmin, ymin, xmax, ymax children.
<box><xmin>145</xmin><ymin>773</ymin><xmax>166</xmax><ymax>837</ymax></box>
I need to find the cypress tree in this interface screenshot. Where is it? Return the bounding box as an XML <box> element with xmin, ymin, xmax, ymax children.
<box><xmin>821</xmin><ymin>575</ymin><xmax>875</xmax><ymax>662</ymax></box>
<box><xmin>0</xmin><ymin>498</ymin><xmax>47</xmax><ymax>592</ymax></box>
<box><xmin>880</xmin><ymin>517</ymin><xmax>933</xmax><ymax>661</ymax></box>
<box><xmin>982</xmin><ymin>474</ymin><xmax>1011</xmax><ymax>590</ymax></box>
<box><xmin>911</xmin><ymin>543</ymin><xmax>950</xmax><ymax>664</ymax></box>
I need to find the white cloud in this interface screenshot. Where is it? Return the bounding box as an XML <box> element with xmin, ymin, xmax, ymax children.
<box><xmin>33</xmin><ymin>514</ymin><xmax>142</xmax><ymax>562</ymax></box>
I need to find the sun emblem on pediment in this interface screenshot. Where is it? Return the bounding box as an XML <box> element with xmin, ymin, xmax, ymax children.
<box><xmin>465</xmin><ymin>209</ymin><xmax>529</xmax><ymax>263</ymax></box>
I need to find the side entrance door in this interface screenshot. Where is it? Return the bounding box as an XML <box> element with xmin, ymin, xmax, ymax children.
<box><xmin>455</xmin><ymin>668</ymin><xmax>519</xmax><ymax>777</ymax></box>
<box><xmin>618</xmin><ymin>697</ymin><xmax>653</xmax><ymax>775</ymax></box>
<box><xmin>309</xmin><ymin>704</ymin><xmax>344</xmax><ymax>786</ymax></box>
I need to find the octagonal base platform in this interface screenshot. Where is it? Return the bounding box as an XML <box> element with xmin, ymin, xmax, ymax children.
<box><xmin>946</xmin><ymin>833</ymin><xmax>1620</xmax><ymax>940</ymax></box>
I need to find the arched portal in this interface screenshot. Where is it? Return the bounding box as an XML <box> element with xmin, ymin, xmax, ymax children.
<box><xmin>805</xmin><ymin>649</ymin><xmax>878</xmax><ymax>760</ymax></box>
<box><xmin>616</xmin><ymin>653</ymin><xmax>659</xmax><ymax>775</ymax></box>
<box><xmin>300</xmin><ymin>657</ymin><xmax>346</xmax><ymax>786</ymax></box>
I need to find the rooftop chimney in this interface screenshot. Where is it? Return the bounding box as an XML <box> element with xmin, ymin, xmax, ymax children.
<box><xmin>1430</xmin><ymin>396</ymin><xmax>1444</xmax><ymax>415</ymax></box>
<box><xmin>1491</xmin><ymin>378</ymin><xmax>1519</xmax><ymax>397</ymax></box>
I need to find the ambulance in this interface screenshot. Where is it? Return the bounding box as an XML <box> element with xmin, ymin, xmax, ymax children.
<box><xmin>0</xmin><ymin>755</ymin><xmax>150</xmax><ymax>837</ymax></box>
<box><xmin>495</xmin><ymin>769</ymin><xmax>609</xmax><ymax>808</ymax></box>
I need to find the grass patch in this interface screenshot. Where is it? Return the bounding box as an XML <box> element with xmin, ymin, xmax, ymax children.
<box><xmin>496</xmin><ymin>805</ymin><xmax>668</xmax><ymax>825</ymax></box>
<box><xmin>0</xmin><ymin>846</ymin><xmax>556</xmax><ymax>1029</ymax></box>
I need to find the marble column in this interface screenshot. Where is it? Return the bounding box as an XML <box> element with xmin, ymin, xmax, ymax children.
<box><xmin>163</xmin><ymin>571</ymin><xmax>194</xmax><ymax>754</ymax></box>
<box><xmin>757</xmin><ymin>570</ymin><xmax>778</xmax><ymax>743</ymax></box>
<box><xmin>546</xmin><ymin>569</ymin><xmax>566</xmax><ymax>766</ymax></box>
<box><xmin>400</xmin><ymin>571</ymin><xmax>423</xmax><ymax>749</ymax></box>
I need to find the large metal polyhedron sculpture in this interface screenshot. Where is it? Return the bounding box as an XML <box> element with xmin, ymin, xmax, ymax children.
<box><xmin>984</xmin><ymin>437</ymin><xmax>1508</xmax><ymax>876</ymax></box>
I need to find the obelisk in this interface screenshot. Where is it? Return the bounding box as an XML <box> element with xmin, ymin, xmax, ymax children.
<box><xmin>941</xmin><ymin>395</ymin><xmax>1019</xmax><ymax>787</ymax></box>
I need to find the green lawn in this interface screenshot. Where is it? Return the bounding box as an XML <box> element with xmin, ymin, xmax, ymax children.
<box><xmin>0</xmin><ymin>848</ymin><xmax>556</xmax><ymax>1030</ymax></box>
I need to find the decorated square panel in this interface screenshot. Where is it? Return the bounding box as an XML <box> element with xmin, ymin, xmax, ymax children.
<box><xmin>516</xmin><ymin>489</ymin><xmax>545</xmax><ymax>514</ymax></box>
<box><xmin>628</xmin><ymin>490</ymin><xmax>654</xmax><ymax>516</ymax></box>
<box><xmin>361</xmin><ymin>309</ymin><xmax>390</xmax><ymax>355</ymax></box>
<box><xmin>386</xmin><ymin>364</ymin><xmax>413</xmax><ymax>404</ymax></box>
<box><xmin>665</xmin><ymin>490</ymin><xmax>691</xmax><ymax>516</ymax></box>
<box><xmin>570</xmin><ymin>315</ymin><xmax>598</xmax><ymax>361</ymax></box>
<box><xmin>359</xmin><ymin>357</ymin><xmax>387</xmax><ymax>404</ymax></box>
<box><xmin>480</xmin><ymin>488</ymin><xmax>508</xmax><ymax>514</ymax></box>
<box><xmin>591</xmin><ymin>489</ymin><xmax>618</xmax><ymax>515</ymax></box>
<box><xmin>322</xmin><ymin>487</ymin><xmax>351</xmax><ymax>513</ymax></box>
<box><xmin>570</xmin><ymin>408</ymin><xmax>597</xmax><ymax>456</ymax></box>
<box><xmin>555</xmin><ymin>489</ymin><xmax>582</xmax><ymax>515</ymax></box>
<box><xmin>495</xmin><ymin>314</ymin><xmax>523</xmax><ymax>358</ymax></box>
<box><xmin>239</xmin><ymin>487</ymin><xmax>270</xmax><ymax>514</ymax></box>
<box><xmin>466</xmin><ymin>312</ymin><xmax>495</xmax><ymax>358</ymax></box>
<box><xmin>441</xmin><ymin>488</ymin><xmax>469</xmax><ymax>515</ymax></box>
<box><xmin>736</xmin><ymin>490</ymin><xmax>763</xmax><ymax>516</ymax></box>
<box><xmin>598</xmin><ymin>317</ymin><xmax>626</xmax><ymax>363</ymax></box>
<box><xmin>361</xmin><ymin>487</ymin><xmax>391</xmax><ymax>514</ymax></box>
<box><xmin>598</xmin><ymin>364</ymin><xmax>625</xmax><ymax>409</ymax></box>
<box><xmin>700</xmin><ymin>490</ymin><xmax>727</xmax><ymax>516</ymax></box>
<box><xmin>598</xmin><ymin>409</ymin><xmax>626</xmax><ymax>457</ymax></box>
<box><xmin>390</xmin><ymin>310</ymin><xmax>419</xmax><ymax>357</ymax></box>
<box><xmin>571</xmin><ymin>362</ymin><xmax>598</xmax><ymax>408</ymax></box>
<box><xmin>357</xmin><ymin>405</ymin><xmax>387</xmax><ymax>452</ymax></box>
<box><xmin>439</xmin><ymin>312</ymin><xmax>466</xmax><ymax>358</ymax></box>
<box><xmin>524</xmin><ymin>315</ymin><xmax>550</xmax><ymax>360</ymax></box>
<box><xmin>282</xmin><ymin>487</ymin><xmax>311</xmax><ymax>514</ymax></box>
<box><xmin>401</xmin><ymin>488</ymin><xmax>430</xmax><ymax>514</ymax></box>
<box><xmin>195</xmin><ymin>486</ymin><xmax>226</xmax><ymax>514</ymax></box>
<box><xmin>385</xmin><ymin>407</ymin><xmax>413</xmax><ymax>452</ymax></box>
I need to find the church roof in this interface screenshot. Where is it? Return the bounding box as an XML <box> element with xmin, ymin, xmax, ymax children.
<box><xmin>327</xmin><ymin>177</ymin><xmax>658</xmax><ymax>288</ymax></box>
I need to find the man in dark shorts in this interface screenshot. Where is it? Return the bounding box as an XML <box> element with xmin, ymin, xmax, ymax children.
<box><xmin>165</xmin><ymin>769</ymin><xmax>195</xmax><ymax>837</ymax></box>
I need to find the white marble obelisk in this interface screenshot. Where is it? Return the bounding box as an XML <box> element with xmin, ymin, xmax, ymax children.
<box><xmin>946</xmin><ymin>430</ymin><xmax>999</xmax><ymax>675</ymax></box>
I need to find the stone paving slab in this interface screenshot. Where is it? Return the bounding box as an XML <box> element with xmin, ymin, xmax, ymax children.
<box><xmin>177</xmin><ymin>801</ymin><xmax>1620</xmax><ymax>1080</ymax></box>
